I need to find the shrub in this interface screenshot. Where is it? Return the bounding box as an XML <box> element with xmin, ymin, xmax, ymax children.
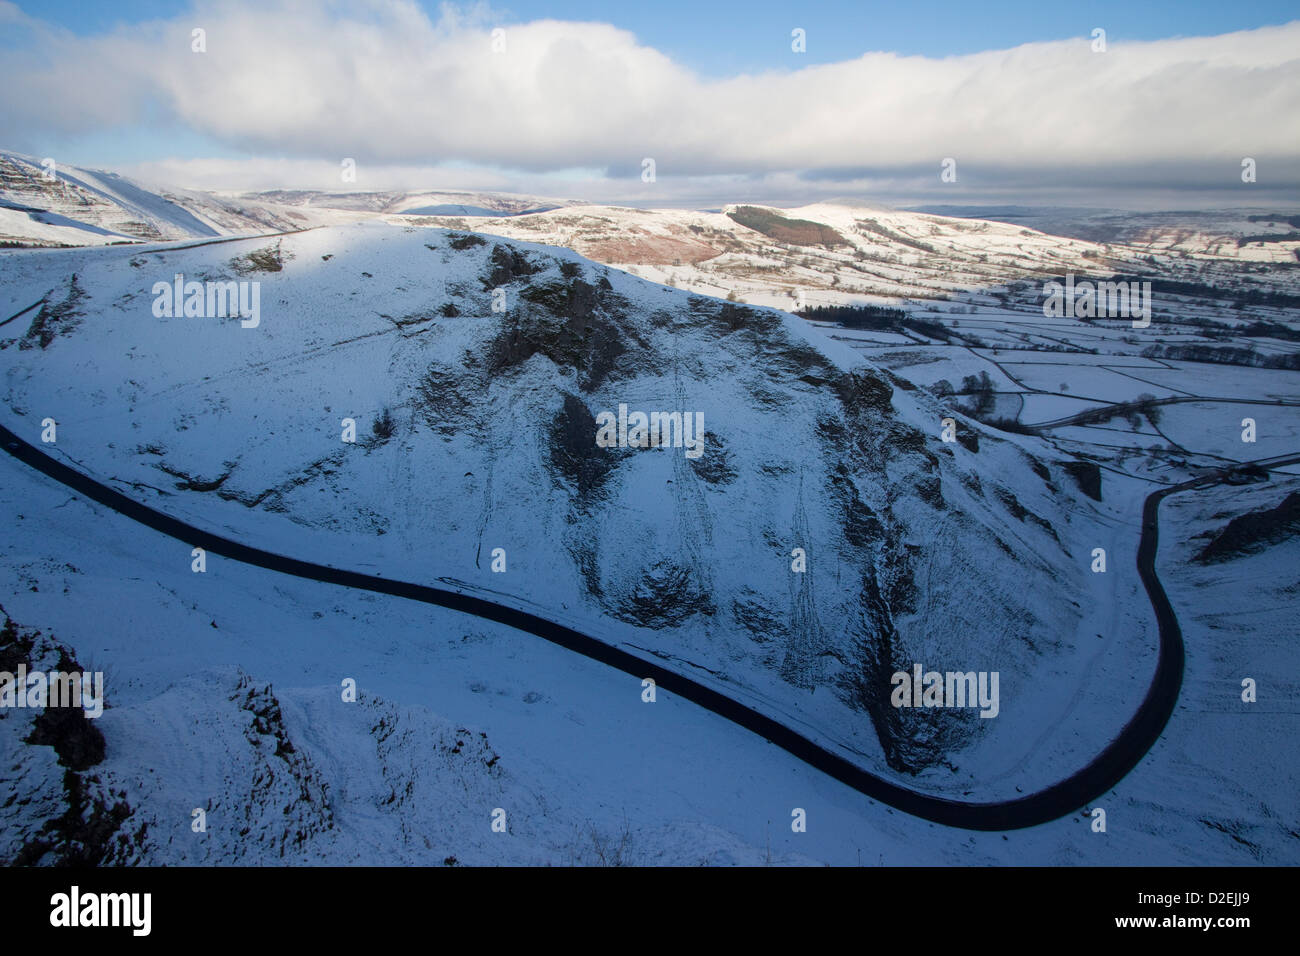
<box><xmin>447</xmin><ymin>233</ymin><xmax>487</xmax><ymax>250</ymax></box>
<box><xmin>372</xmin><ymin>406</ymin><xmax>396</xmax><ymax>441</ymax></box>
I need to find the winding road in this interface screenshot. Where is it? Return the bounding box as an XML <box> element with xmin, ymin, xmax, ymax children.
<box><xmin>2</xmin><ymin>419</ymin><xmax>1294</xmax><ymax>831</ymax></box>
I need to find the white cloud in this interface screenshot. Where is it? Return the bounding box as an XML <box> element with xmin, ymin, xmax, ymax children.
<box><xmin>116</xmin><ymin>156</ymin><xmax>510</xmax><ymax>193</ymax></box>
<box><xmin>2</xmin><ymin>0</ymin><xmax>1298</xmax><ymax>194</ymax></box>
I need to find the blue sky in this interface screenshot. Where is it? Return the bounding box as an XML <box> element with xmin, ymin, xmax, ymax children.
<box><xmin>19</xmin><ymin>0</ymin><xmax>1300</xmax><ymax>71</ymax></box>
<box><xmin>4</xmin><ymin>0</ymin><xmax>1299</xmax><ymax>204</ymax></box>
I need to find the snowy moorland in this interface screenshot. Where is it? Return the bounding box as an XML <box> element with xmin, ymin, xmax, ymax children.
<box><xmin>0</xmin><ymin>193</ymin><xmax>1294</xmax><ymax>864</ymax></box>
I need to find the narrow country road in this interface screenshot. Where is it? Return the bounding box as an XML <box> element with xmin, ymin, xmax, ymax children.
<box><xmin>2</xmin><ymin>420</ymin><xmax>1293</xmax><ymax>831</ymax></box>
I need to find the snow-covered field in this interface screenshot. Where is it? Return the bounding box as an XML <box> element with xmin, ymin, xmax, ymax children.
<box><xmin>0</xmin><ymin>185</ymin><xmax>1296</xmax><ymax>866</ymax></box>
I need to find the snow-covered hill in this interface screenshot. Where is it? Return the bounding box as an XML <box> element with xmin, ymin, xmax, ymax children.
<box><xmin>0</xmin><ymin>150</ymin><xmax>572</xmax><ymax>248</ymax></box>
<box><xmin>913</xmin><ymin>205</ymin><xmax>1300</xmax><ymax>264</ymax></box>
<box><xmin>0</xmin><ymin>151</ymin><xmax>218</xmax><ymax>246</ymax></box>
<box><xmin>0</xmin><ymin>222</ymin><xmax>1150</xmax><ymax>787</ymax></box>
<box><xmin>389</xmin><ymin>201</ymin><xmax>1145</xmax><ymax>310</ymax></box>
<box><xmin>384</xmin><ymin>200</ymin><xmax>1300</xmax><ymax>315</ymax></box>
<box><xmin>2</xmin><ymin>222</ymin><xmax>1294</xmax><ymax>864</ymax></box>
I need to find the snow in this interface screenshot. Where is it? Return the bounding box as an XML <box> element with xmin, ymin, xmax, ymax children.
<box><xmin>1157</xmin><ymin>402</ymin><xmax>1300</xmax><ymax>462</ymax></box>
<box><xmin>1</xmin><ymin>201</ymin><xmax>1295</xmax><ymax>865</ymax></box>
<box><xmin>3</xmin><ymin>416</ymin><xmax>1291</xmax><ymax>864</ymax></box>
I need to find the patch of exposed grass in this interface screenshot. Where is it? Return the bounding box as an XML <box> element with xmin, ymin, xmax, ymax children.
<box><xmin>727</xmin><ymin>206</ymin><xmax>848</xmax><ymax>248</ymax></box>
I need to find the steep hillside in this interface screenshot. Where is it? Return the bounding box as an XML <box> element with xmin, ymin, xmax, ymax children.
<box><xmin>0</xmin><ymin>150</ymin><xmax>574</xmax><ymax>248</ymax></box>
<box><xmin>0</xmin><ymin>151</ymin><xmax>226</xmax><ymax>245</ymax></box>
<box><xmin>0</xmin><ymin>223</ymin><xmax>1153</xmax><ymax>798</ymax></box>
